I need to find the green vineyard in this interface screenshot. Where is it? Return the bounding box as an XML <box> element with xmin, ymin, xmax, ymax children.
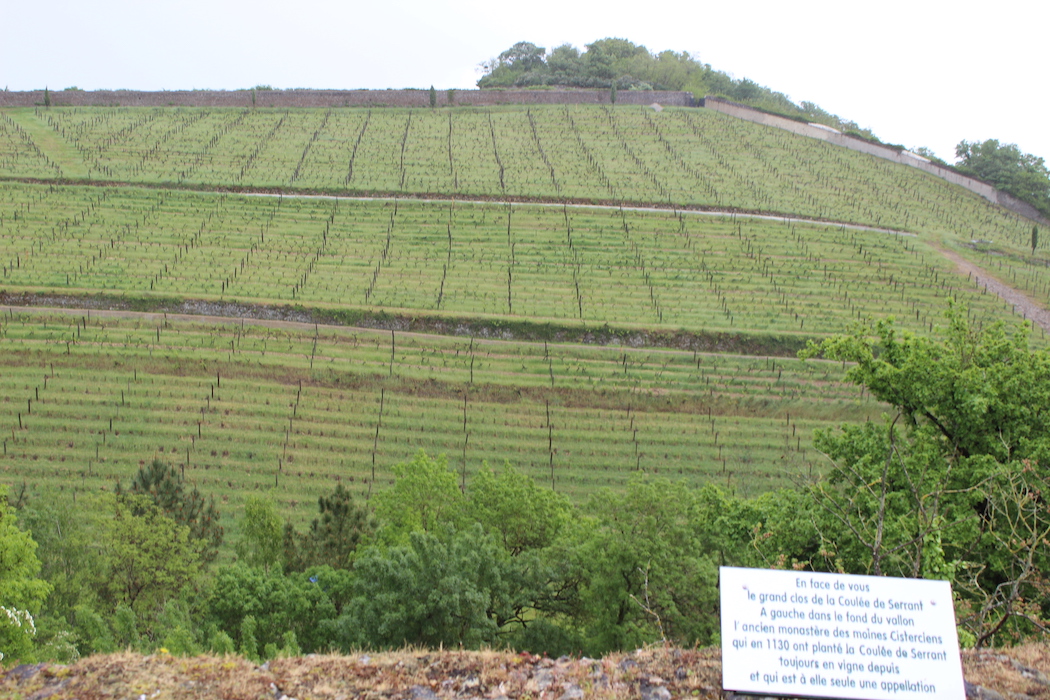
<box><xmin>0</xmin><ymin>184</ymin><xmax>1026</xmax><ymax>338</ymax></box>
<box><xmin>0</xmin><ymin>309</ymin><xmax>879</xmax><ymax>535</ymax></box>
<box><xmin>0</xmin><ymin>105</ymin><xmax>1036</xmax><ymax>244</ymax></box>
<box><xmin>0</xmin><ymin>101</ymin><xmax>1045</xmax><ymax>530</ymax></box>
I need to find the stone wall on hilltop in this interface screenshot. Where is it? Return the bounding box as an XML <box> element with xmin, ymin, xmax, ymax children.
<box><xmin>703</xmin><ymin>96</ymin><xmax>1049</xmax><ymax>226</ymax></box>
<box><xmin>0</xmin><ymin>88</ymin><xmax>694</xmax><ymax>108</ymax></box>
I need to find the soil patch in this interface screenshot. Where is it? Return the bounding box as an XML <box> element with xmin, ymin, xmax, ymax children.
<box><xmin>1</xmin><ymin>645</ymin><xmax>1047</xmax><ymax>700</ymax></box>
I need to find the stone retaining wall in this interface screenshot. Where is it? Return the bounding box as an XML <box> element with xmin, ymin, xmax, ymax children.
<box><xmin>0</xmin><ymin>88</ymin><xmax>694</xmax><ymax>109</ymax></box>
<box><xmin>703</xmin><ymin>97</ymin><xmax>1048</xmax><ymax>226</ymax></box>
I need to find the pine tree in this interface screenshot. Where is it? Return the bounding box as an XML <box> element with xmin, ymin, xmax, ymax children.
<box><xmin>118</xmin><ymin>460</ymin><xmax>223</xmax><ymax>562</ymax></box>
<box><xmin>283</xmin><ymin>483</ymin><xmax>372</xmax><ymax>571</ymax></box>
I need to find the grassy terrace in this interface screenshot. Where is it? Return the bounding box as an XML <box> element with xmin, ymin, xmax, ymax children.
<box><xmin>0</xmin><ymin>310</ymin><xmax>877</xmax><ymax>528</ymax></box>
<box><xmin>0</xmin><ymin>183</ymin><xmax>1024</xmax><ymax>339</ymax></box>
<box><xmin>0</xmin><ymin>105</ymin><xmax>1035</xmax><ymax>243</ymax></box>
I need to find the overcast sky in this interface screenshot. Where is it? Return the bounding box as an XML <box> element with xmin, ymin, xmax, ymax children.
<box><xmin>3</xmin><ymin>0</ymin><xmax>1046</xmax><ymax>163</ymax></box>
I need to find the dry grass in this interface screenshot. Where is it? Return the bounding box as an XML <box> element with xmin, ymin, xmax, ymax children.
<box><xmin>0</xmin><ymin>644</ymin><xmax>1046</xmax><ymax>700</ymax></box>
<box><xmin>962</xmin><ymin>643</ymin><xmax>1050</xmax><ymax>699</ymax></box>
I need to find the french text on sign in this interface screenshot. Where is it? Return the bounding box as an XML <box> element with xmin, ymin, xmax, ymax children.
<box><xmin>720</xmin><ymin>567</ymin><xmax>964</xmax><ymax>700</ymax></box>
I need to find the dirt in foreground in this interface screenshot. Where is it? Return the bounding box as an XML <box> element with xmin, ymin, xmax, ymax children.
<box><xmin>1</xmin><ymin>645</ymin><xmax>1048</xmax><ymax>700</ymax></box>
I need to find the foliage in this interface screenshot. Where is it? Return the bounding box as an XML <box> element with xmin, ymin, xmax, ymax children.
<box><xmin>808</xmin><ymin>418</ymin><xmax>969</xmax><ymax>578</ymax></box>
<box><xmin>206</xmin><ymin>564</ymin><xmax>347</xmax><ymax>654</ymax></box>
<box><xmin>802</xmin><ymin>308</ymin><xmax>1050</xmax><ymax>463</ymax></box>
<box><xmin>479</xmin><ymin>38</ymin><xmax>695</xmax><ymax>92</ymax></box>
<box><xmin>98</xmin><ymin>493</ymin><xmax>202</xmax><ymax>622</ymax></box>
<box><xmin>14</xmin><ymin>498</ymin><xmax>103</xmax><ymax>628</ymax></box>
<box><xmin>116</xmin><ymin>598</ymin><xmax>205</xmax><ymax>656</ymax></box>
<box><xmin>476</xmin><ymin>38</ymin><xmax>876</xmax><ymax>137</ymax></box>
<box><xmin>208</xmin><ymin>629</ymin><xmax>235</xmax><ymax>655</ymax></box>
<box><xmin>119</xmin><ymin>460</ymin><xmax>223</xmax><ymax>563</ymax></box>
<box><xmin>0</xmin><ymin>487</ymin><xmax>50</xmax><ymax>662</ymax></box>
<box><xmin>956</xmin><ymin>139</ymin><xmax>1050</xmax><ymax>217</ymax></box>
<box><xmin>335</xmin><ymin>525</ymin><xmax>514</xmax><ymax>650</ymax></box>
<box><xmin>71</xmin><ymin>604</ymin><xmax>115</xmax><ymax>656</ymax></box>
<box><xmin>954</xmin><ymin>461</ymin><xmax>1050</xmax><ymax>646</ymax></box>
<box><xmin>236</xmin><ymin>492</ymin><xmax>283</xmax><ymax>573</ymax></box>
<box><xmin>282</xmin><ymin>484</ymin><xmax>373</xmax><ymax>571</ymax></box>
<box><xmin>371</xmin><ymin>450</ymin><xmax>467</xmax><ymax>545</ymax></box>
<box><xmin>468</xmin><ymin>464</ymin><xmax>571</xmax><ymax>555</ymax></box>
<box><xmin>549</xmin><ymin>477</ymin><xmax>721</xmax><ymax>655</ymax></box>
<box><xmin>800</xmin><ymin>308</ymin><xmax>1050</xmax><ymax>644</ymax></box>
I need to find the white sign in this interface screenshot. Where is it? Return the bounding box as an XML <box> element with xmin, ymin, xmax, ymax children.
<box><xmin>720</xmin><ymin>567</ymin><xmax>965</xmax><ymax>700</ymax></box>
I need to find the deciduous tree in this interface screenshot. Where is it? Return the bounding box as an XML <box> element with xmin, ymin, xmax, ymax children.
<box><xmin>236</xmin><ymin>493</ymin><xmax>283</xmax><ymax>573</ymax></box>
<box><xmin>956</xmin><ymin>139</ymin><xmax>1050</xmax><ymax>216</ymax></box>
<box><xmin>800</xmin><ymin>308</ymin><xmax>1050</xmax><ymax>644</ymax></box>
<box><xmin>0</xmin><ymin>486</ymin><xmax>50</xmax><ymax>662</ymax></box>
<box><xmin>468</xmin><ymin>464</ymin><xmax>570</xmax><ymax>555</ymax></box>
<box><xmin>371</xmin><ymin>450</ymin><xmax>466</xmax><ymax>545</ymax></box>
<box><xmin>99</xmin><ymin>493</ymin><xmax>201</xmax><ymax>619</ymax></box>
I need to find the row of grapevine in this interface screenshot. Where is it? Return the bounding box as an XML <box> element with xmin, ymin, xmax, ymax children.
<box><xmin>0</xmin><ymin>309</ymin><xmax>882</xmax><ymax>524</ymax></box>
<box><xmin>0</xmin><ymin>106</ymin><xmax>1033</xmax><ymax>244</ymax></box>
<box><xmin>0</xmin><ymin>183</ymin><xmax>1030</xmax><ymax>338</ymax></box>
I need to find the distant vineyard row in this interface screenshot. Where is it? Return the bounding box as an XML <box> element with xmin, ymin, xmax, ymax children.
<box><xmin>0</xmin><ymin>184</ymin><xmax>1021</xmax><ymax>339</ymax></box>
<box><xmin>0</xmin><ymin>106</ymin><xmax>1033</xmax><ymax>244</ymax></box>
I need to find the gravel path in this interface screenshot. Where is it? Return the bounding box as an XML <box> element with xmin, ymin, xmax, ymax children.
<box><xmin>933</xmin><ymin>245</ymin><xmax>1050</xmax><ymax>333</ymax></box>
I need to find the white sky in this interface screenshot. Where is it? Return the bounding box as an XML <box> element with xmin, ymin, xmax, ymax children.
<box><xmin>3</xmin><ymin>0</ymin><xmax>1046</xmax><ymax>163</ymax></box>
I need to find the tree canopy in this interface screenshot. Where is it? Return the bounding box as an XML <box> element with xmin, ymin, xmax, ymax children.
<box><xmin>955</xmin><ymin>139</ymin><xmax>1050</xmax><ymax>217</ymax></box>
<box><xmin>0</xmin><ymin>487</ymin><xmax>50</xmax><ymax>662</ymax></box>
<box><xmin>282</xmin><ymin>484</ymin><xmax>373</xmax><ymax>571</ymax></box>
<box><xmin>477</xmin><ymin>38</ymin><xmax>878</xmax><ymax>139</ymax></box>
<box><xmin>118</xmin><ymin>460</ymin><xmax>223</xmax><ymax>563</ymax></box>
<box><xmin>800</xmin><ymin>308</ymin><xmax>1050</xmax><ymax>644</ymax></box>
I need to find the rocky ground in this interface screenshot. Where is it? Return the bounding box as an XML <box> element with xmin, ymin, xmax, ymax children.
<box><xmin>1</xmin><ymin>644</ymin><xmax>1048</xmax><ymax>700</ymax></box>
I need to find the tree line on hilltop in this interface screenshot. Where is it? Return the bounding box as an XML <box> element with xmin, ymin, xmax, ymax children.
<box><xmin>477</xmin><ymin>38</ymin><xmax>879</xmax><ymax>140</ymax></box>
<box><xmin>1</xmin><ymin>309</ymin><xmax>1048</xmax><ymax>662</ymax></box>
<box><xmin>477</xmin><ymin>38</ymin><xmax>1050</xmax><ymax>219</ymax></box>
<box><xmin>956</xmin><ymin>140</ymin><xmax>1050</xmax><ymax>218</ymax></box>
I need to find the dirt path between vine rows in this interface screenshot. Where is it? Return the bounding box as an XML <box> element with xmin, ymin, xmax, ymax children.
<box><xmin>932</xmin><ymin>244</ymin><xmax>1050</xmax><ymax>334</ymax></box>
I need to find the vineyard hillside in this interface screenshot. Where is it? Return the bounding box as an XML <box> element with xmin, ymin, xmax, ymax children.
<box><xmin>1</xmin><ymin>101</ymin><xmax>1048</xmax><ymax>540</ymax></box>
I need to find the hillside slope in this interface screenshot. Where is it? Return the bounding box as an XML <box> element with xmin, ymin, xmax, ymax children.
<box><xmin>0</xmin><ymin>105</ymin><xmax>1034</xmax><ymax>243</ymax></box>
<box><xmin>0</xmin><ymin>102</ymin><xmax>1047</xmax><ymax>531</ymax></box>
